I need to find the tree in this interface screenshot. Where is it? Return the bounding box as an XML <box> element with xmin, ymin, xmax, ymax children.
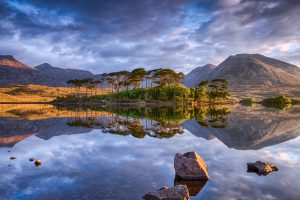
<box><xmin>208</xmin><ymin>79</ymin><xmax>230</xmax><ymax>102</ymax></box>
<box><xmin>130</xmin><ymin>68</ymin><xmax>146</xmax><ymax>89</ymax></box>
<box><xmin>81</xmin><ymin>78</ymin><xmax>94</xmax><ymax>96</ymax></box>
<box><xmin>66</xmin><ymin>79</ymin><xmax>73</xmax><ymax>92</ymax></box>
<box><xmin>106</xmin><ymin>76</ymin><xmax>114</xmax><ymax>93</ymax></box>
<box><xmin>198</xmin><ymin>80</ymin><xmax>209</xmax><ymax>87</ymax></box>
<box><xmin>74</xmin><ymin>79</ymin><xmax>82</xmax><ymax>96</ymax></box>
<box><xmin>153</xmin><ymin>69</ymin><xmax>183</xmax><ymax>86</ymax></box>
<box><xmin>118</xmin><ymin>71</ymin><xmax>131</xmax><ymax>91</ymax></box>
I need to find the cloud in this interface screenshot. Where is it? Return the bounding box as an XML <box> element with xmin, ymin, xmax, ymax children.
<box><xmin>0</xmin><ymin>0</ymin><xmax>299</xmax><ymax>73</ymax></box>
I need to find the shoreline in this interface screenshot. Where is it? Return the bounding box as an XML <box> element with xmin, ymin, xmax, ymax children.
<box><xmin>0</xmin><ymin>101</ymin><xmax>235</xmax><ymax>106</ymax></box>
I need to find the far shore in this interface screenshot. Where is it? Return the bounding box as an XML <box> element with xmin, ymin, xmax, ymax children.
<box><xmin>0</xmin><ymin>101</ymin><xmax>235</xmax><ymax>106</ymax></box>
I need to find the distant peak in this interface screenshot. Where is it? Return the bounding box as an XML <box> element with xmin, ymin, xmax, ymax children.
<box><xmin>0</xmin><ymin>55</ymin><xmax>33</xmax><ymax>70</ymax></box>
<box><xmin>230</xmin><ymin>53</ymin><xmax>266</xmax><ymax>59</ymax></box>
<box><xmin>35</xmin><ymin>63</ymin><xmax>58</xmax><ymax>70</ymax></box>
<box><xmin>194</xmin><ymin>64</ymin><xmax>216</xmax><ymax>70</ymax></box>
<box><xmin>36</xmin><ymin>63</ymin><xmax>53</xmax><ymax>67</ymax></box>
<box><xmin>202</xmin><ymin>63</ymin><xmax>216</xmax><ymax>68</ymax></box>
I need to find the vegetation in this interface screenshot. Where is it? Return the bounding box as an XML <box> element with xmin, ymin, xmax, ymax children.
<box><xmin>55</xmin><ymin>78</ymin><xmax>231</xmax><ymax>104</ymax></box>
<box><xmin>240</xmin><ymin>98</ymin><xmax>255</xmax><ymax>106</ymax></box>
<box><xmin>0</xmin><ymin>67</ymin><xmax>230</xmax><ymax>104</ymax></box>
<box><xmin>65</xmin><ymin>68</ymin><xmax>184</xmax><ymax>95</ymax></box>
<box><xmin>261</xmin><ymin>96</ymin><xmax>292</xmax><ymax>110</ymax></box>
<box><xmin>291</xmin><ymin>98</ymin><xmax>300</xmax><ymax>105</ymax></box>
<box><xmin>60</xmin><ymin>104</ymin><xmax>231</xmax><ymax>138</ymax></box>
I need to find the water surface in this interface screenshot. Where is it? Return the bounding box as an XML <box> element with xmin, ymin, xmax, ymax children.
<box><xmin>0</xmin><ymin>104</ymin><xmax>299</xmax><ymax>200</ymax></box>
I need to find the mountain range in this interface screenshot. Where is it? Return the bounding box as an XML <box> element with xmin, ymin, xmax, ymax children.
<box><xmin>183</xmin><ymin>105</ymin><xmax>300</xmax><ymax>150</ymax></box>
<box><xmin>1</xmin><ymin>53</ymin><xmax>300</xmax><ymax>88</ymax></box>
<box><xmin>0</xmin><ymin>55</ymin><xmax>102</xmax><ymax>86</ymax></box>
<box><xmin>184</xmin><ymin>53</ymin><xmax>300</xmax><ymax>88</ymax></box>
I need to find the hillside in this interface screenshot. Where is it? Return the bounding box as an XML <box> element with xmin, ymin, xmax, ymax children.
<box><xmin>35</xmin><ymin>63</ymin><xmax>103</xmax><ymax>85</ymax></box>
<box><xmin>0</xmin><ymin>55</ymin><xmax>103</xmax><ymax>86</ymax></box>
<box><xmin>183</xmin><ymin>64</ymin><xmax>216</xmax><ymax>87</ymax></box>
<box><xmin>0</xmin><ymin>55</ymin><xmax>57</xmax><ymax>86</ymax></box>
<box><xmin>0</xmin><ymin>84</ymin><xmax>111</xmax><ymax>103</ymax></box>
<box><xmin>184</xmin><ymin>54</ymin><xmax>300</xmax><ymax>87</ymax></box>
<box><xmin>184</xmin><ymin>105</ymin><xmax>300</xmax><ymax>150</ymax></box>
<box><xmin>0</xmin><ymin>55</ymin><xmax>33</xmax><ymax>69</ymax></box>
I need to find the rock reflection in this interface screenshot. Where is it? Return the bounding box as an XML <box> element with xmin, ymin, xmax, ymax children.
<box><xmin>174</xmin><ymin>179</ymin><xmax>207</xmax><ymax>196</ymax></box>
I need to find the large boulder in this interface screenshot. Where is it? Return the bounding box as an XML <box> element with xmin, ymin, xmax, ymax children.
<box><xmin>174</xmin><ymin>152</ymin><xmax>209</xmax><ymax>180</ymax></box>
<box><xmin>143</xmin><ymin>185</ymin><xmax>189</xmax><ymax>200</ymax></box>
<box><xmin>247</xmin><ymin>161</ymin><xmax>278</xmax><ymax>175</ymax></box>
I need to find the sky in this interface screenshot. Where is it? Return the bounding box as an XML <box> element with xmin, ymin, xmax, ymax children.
<box><xmin>0</xmin><ymin>0</ymin><xmax>299</xmax><ymax>74</ymax></box>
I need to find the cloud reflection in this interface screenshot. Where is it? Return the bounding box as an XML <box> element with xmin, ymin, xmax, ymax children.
<box><xmin>0</xmin><ymin>128</ymin><xmax>299</xmax><ymax>199</ymax></box>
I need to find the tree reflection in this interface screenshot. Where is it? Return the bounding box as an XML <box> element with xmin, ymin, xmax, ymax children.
<box><xmin>61</xmin><ymin>105</ymin><xmax>231</xmax><ymax>139</ymax></box>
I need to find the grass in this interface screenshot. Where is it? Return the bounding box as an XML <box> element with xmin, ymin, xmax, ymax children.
<box><xmin>0</xmin><ymin>84</ymin><xmax>111</xmax><ymax>103</ymax></box>
<box><xmin>0</xmin><ymin>104</ymin><xmax>112</xmax><ymax>120</ymax></box>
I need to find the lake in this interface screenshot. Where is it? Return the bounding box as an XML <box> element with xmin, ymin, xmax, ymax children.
<box><xmin>0</xmin><ymin>104</ymin><xmax>299</xmax><ymax>200</ymax></box>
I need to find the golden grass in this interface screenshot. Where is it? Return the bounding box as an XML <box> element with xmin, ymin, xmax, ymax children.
<box><xmin>230</xmin><ymin>85</ymin><xmax>300</xmax><ymax>101</ymax></box>
<box><xmin>0</xmin><ymin>104</ymin><xmax>113</xmax><ymax>120</ymax></box>
<box><xmin>0</xmin><ymin>84</ymin><xmax>111</xmax><ymax>103</ymax></box>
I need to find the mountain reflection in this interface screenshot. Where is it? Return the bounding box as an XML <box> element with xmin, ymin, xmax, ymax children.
<box><xmin>0</xmin><ymin>104</ymin><xmax>299</xmax><ymax>150</ymax></box>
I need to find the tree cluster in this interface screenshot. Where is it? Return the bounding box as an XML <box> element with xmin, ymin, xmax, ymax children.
<box><xmin>66</xmin><ymin>68</ymin><xmax>184</xmax><ymax>96</ymax></box>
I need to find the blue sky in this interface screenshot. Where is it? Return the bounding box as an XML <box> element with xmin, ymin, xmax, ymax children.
<box><xmin>0</xmin><ymin>0</ymin><xmax>299</xmax><ymax>73</ymax></box>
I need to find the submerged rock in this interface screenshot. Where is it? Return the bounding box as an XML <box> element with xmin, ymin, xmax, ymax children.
<box><xmin>29</xmin><ymin>157</ymin><xmax>35</xmax><ymax>162</ymax></box>
<box><xmin>10</xmin><ymin>156</ymin><xmax>16</xmax><ymax>160</ymax></box>
<box><xmin>34</xmin><ymin>159</ymin><xmax>42</xmax><ymax>167</ymax></box>
<box><xmin>247</xmin><ymin>161</ymin><xmax>278</xmax><ymax>175</ymax></box>
<box><xmin>174</xmin><ymin>152</ymin><xmax>209</xmax><ymax>180</ymax></box>
<box><xmin>143</xmin><ymin>185</ymin><xmax>189</xmax><ymax>200</ymax></box>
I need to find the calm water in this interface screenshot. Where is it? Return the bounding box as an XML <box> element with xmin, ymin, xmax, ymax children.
<box><xmin>0</xmin><ymin>104</ymin><xmax>299</xmax><ymax>200</ymax></box>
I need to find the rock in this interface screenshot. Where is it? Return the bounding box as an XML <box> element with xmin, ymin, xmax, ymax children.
<box><xmin>174</xmin><ymin>179</ymin><xmax>207</xmax><ymax>196</ymax></box>
<box><xmin>247</xmin><ymin>161</ymin><xmax>278</xmax><ymax>175</ymax></box>
<box><xmin>34</xmin><ymin>159</ymin><xmax>42</xmax><ymax>167</ymax></box>
<box><xmin>10</xmin><ymin>156</ymin><xmax>16</xmax><ymax>160</ymax></box>
<box><xmin>143</xmin><ymin>185</ymin><xmax>190</xmax><ymax>200</ymax></box>
<box><xmin>29</xmin><ymin>157</ymin><xmax>35</xmax><ymax>162</ymax></box>
<box><xmin>174</xmin><ymin>152</ymin><xmax>209</xmax><ymax>180</ymax></box>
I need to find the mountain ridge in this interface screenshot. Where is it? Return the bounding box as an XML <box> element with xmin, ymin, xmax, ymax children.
<box><xmin>0</xmin><ymin>55</ymin><xmax>34</xmax><ymax>70</ymax></box>
<box><xmin>184</xmin><ymin>53</ymin><xmax>300</xmax><ymax>87</ymax></box>
<box><xmin>183</xmin><ymin>64</ymin><xmax>216</xmax><ymax>87</ymax></box>
<box><xmin>1</xmin><ymin>54</ymin><xmax>300</xmax><ymax>88</ymax></box>
<box><xmin>0</xmin><ymin>55</ymin><xmax>103</xmax><ymax>86</ymax></box>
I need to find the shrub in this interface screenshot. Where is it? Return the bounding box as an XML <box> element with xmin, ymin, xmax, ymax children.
<box><xmin>262</xmin><ymin>96</ymin><xmax>292</xmax><ymax>110</ymax></box>
<box><xmin>240</xmin><ymin>98</ymin><xmax>255</xmax><ymax>106</ymax></box>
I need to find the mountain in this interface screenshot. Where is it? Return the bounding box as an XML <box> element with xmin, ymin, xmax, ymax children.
<box><xmin>0</xmin><ymin>117</ymin><xmax>93</xmax><ymax>147</ymax></box>
<box><xmin>184</xmin><ymin>105</ymin><xmax>300</xmax><ymax>150</ymax></box>
<box><xmin>0</xmin><ymin>55</ymin><xmax>58</xmax><ymax>86</ymax></box>
<box><xmin>184</xmin><ymin>54</ymin><xmax>300</xmax><ymax>87</ymax></box>
<box><xmin>0</xmin><ymin>55</ymin><xmax>103</xmax><ymax>86</ymax></box>
<box><xmin>183</xmin><ymin>64</ymin><xmax>216</xmax><ymax>87</ymax></box>
<box><xmin>0</xmin><ymin>55</ymin><xmax>33</xmax><ymax>70</ymax></box>
<box><xmin>35</xmin><ymin>63</ymin><xmax>103</xmax><ymax>86</ymax></box>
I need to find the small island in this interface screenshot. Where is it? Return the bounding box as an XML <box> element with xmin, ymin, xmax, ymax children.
<box><xmin>54</xmin><ymin>68</ymin><xmax>231</xmax><ymax>105</ymax></box>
